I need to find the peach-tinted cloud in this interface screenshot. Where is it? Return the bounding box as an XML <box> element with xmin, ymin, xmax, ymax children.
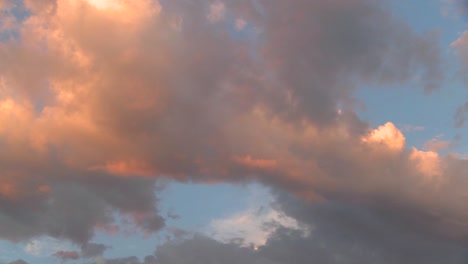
<box><xmin>90</xmin><ymin>160</ymin><xmax>157</xmax><ymax>177</ymax></box>
<box><xmin>233</xmin><ymin>156</ymin><xmax>278</xmax><ymax>170</ymax></box>
<box><xmin>423</xmin><ymin>135</ymin><xmax>452</xmax><ymax>152</ymax></box>
<box><xmin>362</xmin><ymin>122</ymin><xmax>405</xmax><ymax>152</ymax></box>
<box><xmin>235</xmin><ymin>18</ymin><xmax>246</xmax><ymax>31</ymax></box>
<box><xmin>207</xmin><ymin>2</ymin><xmax>225</xmax><ymax>22</ymax></box>
<box><xmin>410</xmin><ymin>148</ymin><xmax>443</xmax><ymax>178</ymax></box>
<box><xmin>0</xmin><ymin>0</ymin><xmax>463</xmax><ymax>247</ymax></box>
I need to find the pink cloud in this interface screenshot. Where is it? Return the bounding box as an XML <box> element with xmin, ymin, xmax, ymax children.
<box><xmin>0</xmin><ymin>0</ymin><xmax>463</xmax><ymax>246</ymax></box>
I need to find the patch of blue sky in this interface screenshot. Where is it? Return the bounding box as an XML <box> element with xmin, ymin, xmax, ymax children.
<box><xmin>92</xmin><ymin>226</ymin><xmax>162</xmax><ymax>259</ymax></box>
<box><xmin>91</xmin><ymin>182</ymin><xmax>260</xmax><ymax>259</ymax></box>
<box><xmin>0</xmin><ymin>236</ymin><xmax>76</xmax><ymax>264</ymax></box>
<box><xmin>355</xmin><ymin>0</ymin><xmax>467</xmax><ymax>154</ymax></box>
<box><xmin>391</xmin><ymin>0</ymin><xmax>463</xmax><ymax>37</ymax></box>
<box><xmin>158</xmin><ymin>182</ymin><xmax>253</xmax><ymax>231</ymax></box>
<box><xmin>355</xmin><ymin>81</ymin><xmax>465</xmax><ymax>150</ymax></box>
<box><xmin>0</xmin><ymin>181</ymin><xmax>267</xmax><ymax>262</ymax></box>
<box><xmin>0</xmin><ymin>0</ymin><xmax>30</xmax><ymax>42</ymax></box>
<box><xmin>0</xmin><ymin>240</ymin><xmax>24</xmax><ymax>263</ymax></box>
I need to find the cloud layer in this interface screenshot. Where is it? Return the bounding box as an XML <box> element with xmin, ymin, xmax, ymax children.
<box><xmin>0</xmin><ymin>2</ymin><xmax>467</xmax><ymax>262</ymax></box>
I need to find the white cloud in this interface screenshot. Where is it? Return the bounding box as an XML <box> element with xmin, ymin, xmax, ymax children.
<box><xmin>24</xmin><ymin>237</ymin><xmax>74</xmax><ymax>257</ymax></box>
<box><xmin>208</xmin><ymin>185</ymin><xmax>309</xmax><ymax>247</ymax></box>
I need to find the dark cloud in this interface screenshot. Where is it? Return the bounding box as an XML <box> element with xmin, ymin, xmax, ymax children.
<box><xmin>253</xmin><ymin>0</ymin><xmax>442</xmax><ymax>123</ymax></box>
<box><xmin>123</xmin><ymin>190</ymin><xmax>468</xmax><ymax>264</ymax></box>
<box><xmin>166</xmin><ymin>209</ymin><xmax>179</xmax><ymax>220</ymax></box>
<box><xmin>84</xmin><ymin>178</ymin><xmax>468</xmax><ymax>264</ymax></box>
<box><xmin>0</xmin><ymin>0</ymin><xmax>462</xmax><ymax>257</ymax></box>
<box><xmin>455</xmin><ymin>101</ymin><xmax>468</xmax><ymax>128</ymax></box>
<box><xmin>264</xmin><ymin>190</ymin><xmax>468</xmax><ymax>264</ymax></box>
<box><xmin>0</xmin><ymin>173</ymin><xmax>164</xmax><ymax>244</ymax></box>
<box><xmin>155</xmin><ymin>234</ymin><xmax>275</xmax><ymax>264</ymax></box>
<box><xmin>81</xmin><ymin>242</ymin><xmax>109</xmax><ymax>258</ymax></box>
<box><xmin>105</xmin><ymin>256</ymin><xmax>142</xmax><ymax>264</ymax></box>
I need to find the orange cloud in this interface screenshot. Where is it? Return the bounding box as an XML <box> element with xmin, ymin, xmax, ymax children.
<box><xmin>410</xmin><ymin>148</ymin><xmax>443</xmax><ymax>178</ymax></box>
<box><xmin>233</xmin><ymin>156</ymin><xmax>278</xmax><ymax>170</ymax></box>
<box><xmin>362</xmin><ymin>122</ymin><xmax>405</xmax><ymax>152</ymax></box>
<box><xmin>91</xmin><ymin>160</ymin><xmax>157</xmax><ymax>177</ymax></box>
<box><xmin>0</xmin><ymin>0</ymin><xmax>464</xmax><ymax>245</ymax></box>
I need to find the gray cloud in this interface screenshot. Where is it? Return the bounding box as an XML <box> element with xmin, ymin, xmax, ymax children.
<box><xmin>0</xmin><ymin>173</ymin><xmax>164</xmax><ymax>244</ymax></box>
<box><xmin>155</xmin><ymin>235</ymin><xmax>275</xmax><ymax>264</ymax></box>
<box><xmin>6</xmin><ymin>261</ymin><xmax>28</xmax><ymax>264</ymax></box>
<box><xmin>52</xmin><ymin>250</ymin><xmax>80</xmax><ymax>261</ymax></box>
<box><xmin>81</xmin><ymin>243</ymin><xmax>109</xmax><ymax>258</ymax></box>
<box><xmin>0</xmin><ymin>0</ymin><xmax>462</xmax><ymax>258</ymax></box>
<box><xmin>263</xmin><ymin>190</ymin><xmax>468</xmax><ymax>264</ymax></box>
<box><xmin>455</xmin><ymin>101</ymin><xmax>468</xmax><ymax>127</ymax></box>
<box><xmin>118</xmin><ymin>190</ymin><xmax>468</xmax><ymax>264</ymax></box>
<box><xmin>251</xmin><ymin>0</ymin><xmax>442</xmax><ymax>123</ymax></box>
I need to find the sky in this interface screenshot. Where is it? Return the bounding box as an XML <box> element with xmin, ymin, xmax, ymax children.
<box><xmin>0</xmin><ymin>0</ymin><xmax>467</xmax><ymax>263</ymax></box>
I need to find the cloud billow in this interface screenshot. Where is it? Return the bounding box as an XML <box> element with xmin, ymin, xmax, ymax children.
<box><xmin>0</xmin><ymin>1</ymin><xmax>466</xmax><ymax>263</ymax></box>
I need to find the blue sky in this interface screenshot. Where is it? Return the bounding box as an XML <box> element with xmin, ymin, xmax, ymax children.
<box><xmin>0</xmin><ymin>0</ymin><xmax>467</xmax><ymax>263</ymax></box>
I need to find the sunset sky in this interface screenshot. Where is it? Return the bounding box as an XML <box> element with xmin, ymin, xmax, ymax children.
<box><xmin>0</xmin><ymin>0</ymin><xmax>467</xmax><ymax>263</ymax></box>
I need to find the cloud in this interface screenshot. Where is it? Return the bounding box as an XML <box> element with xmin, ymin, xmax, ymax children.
<box><xmin>104</xmin><ymin>256</ymin><xmax>142</xmax><ymax>264</ymax></box>
<box><xmin>452</xmin><ymin>30</ymin><xmax>468</xmax><ymax>72</ymax></box>
<box><xmin>399</xmin><ymin>124</ymin><xmax>425</xmax><ymax>132</ymax></box>
<box><xmin>450</xmin><ymin>31</ymin><xmax>468</xmax><ymax>129</ymax></box>
<box><xmin>235</xmin><ymin>18</ymin><xmax>246</xmax><ymax>30</ymax></box>
<box><xmin>52</xmin><ymin>250</ymin><xmax>80</xmax><ymax>261</ymax></box>
<box><xmin>81</xmin><ymin>243</ymin><xmax>109</xmax><ymax>258</ymax></box>
<box><xmin>454</xmin><ymin>101</ymin><xmax>468</xmax><ymax>128</ymax></box>
<box><xmin>423</xmin><ymin>134</ymin><xmax>453</xmax><ymax>152</ymax></box>
<box><xmin>0</xmin><ymin>0</ymin><xmax>463</xmax><ymax>255</ymax></box>
<box><xmin>261</xmin><ymin>190</ymin><xmax>468</xmax><ymax>264</ymax></box>
<box><xmin>23</xmin><ymin>237</ymin><xmax>74</xmax><ymax>257</ymax></box>
<box><xmin>6</xmin><ymin>260</ymin><xmax>28</xmax><ymax>264</ymax></box>
<box><xmin>155</xmin><ymin>235</ymin><xmax>274</xmax><ymax>264</ymax></box>
<box><xmin>209</xmin><ymin>205</ymin><xmax>306</xmax><ymax>247</ymax></box>
<box><xmin>108</xmin><ymin>189</ymin><xmax>468</xmax><ymax>264</ymax></box>
<box><xmin>361</xmin><ymin>122</ymin><xmax>405</xmax><ymax>152</ymax></box>
<box><xmin>207</xmin><ymin>2</ymin><xmax>225</xmax><ymax>22</ymax></box>
<box><xmin>208</xmin><ymin>185</ymin><xmax>308</xmax><ymax>247</ymax></box>
<box><xmin>441</xmin><ymin>0</ymin><xmax>467</xmax><ymax>17</ymax></box>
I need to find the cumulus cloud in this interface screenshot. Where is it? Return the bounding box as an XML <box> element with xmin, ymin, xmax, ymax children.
<box><xmin>0</xmin><ymin>1</ymin><xmax>465</xmax><ymax>260</ymax></box>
